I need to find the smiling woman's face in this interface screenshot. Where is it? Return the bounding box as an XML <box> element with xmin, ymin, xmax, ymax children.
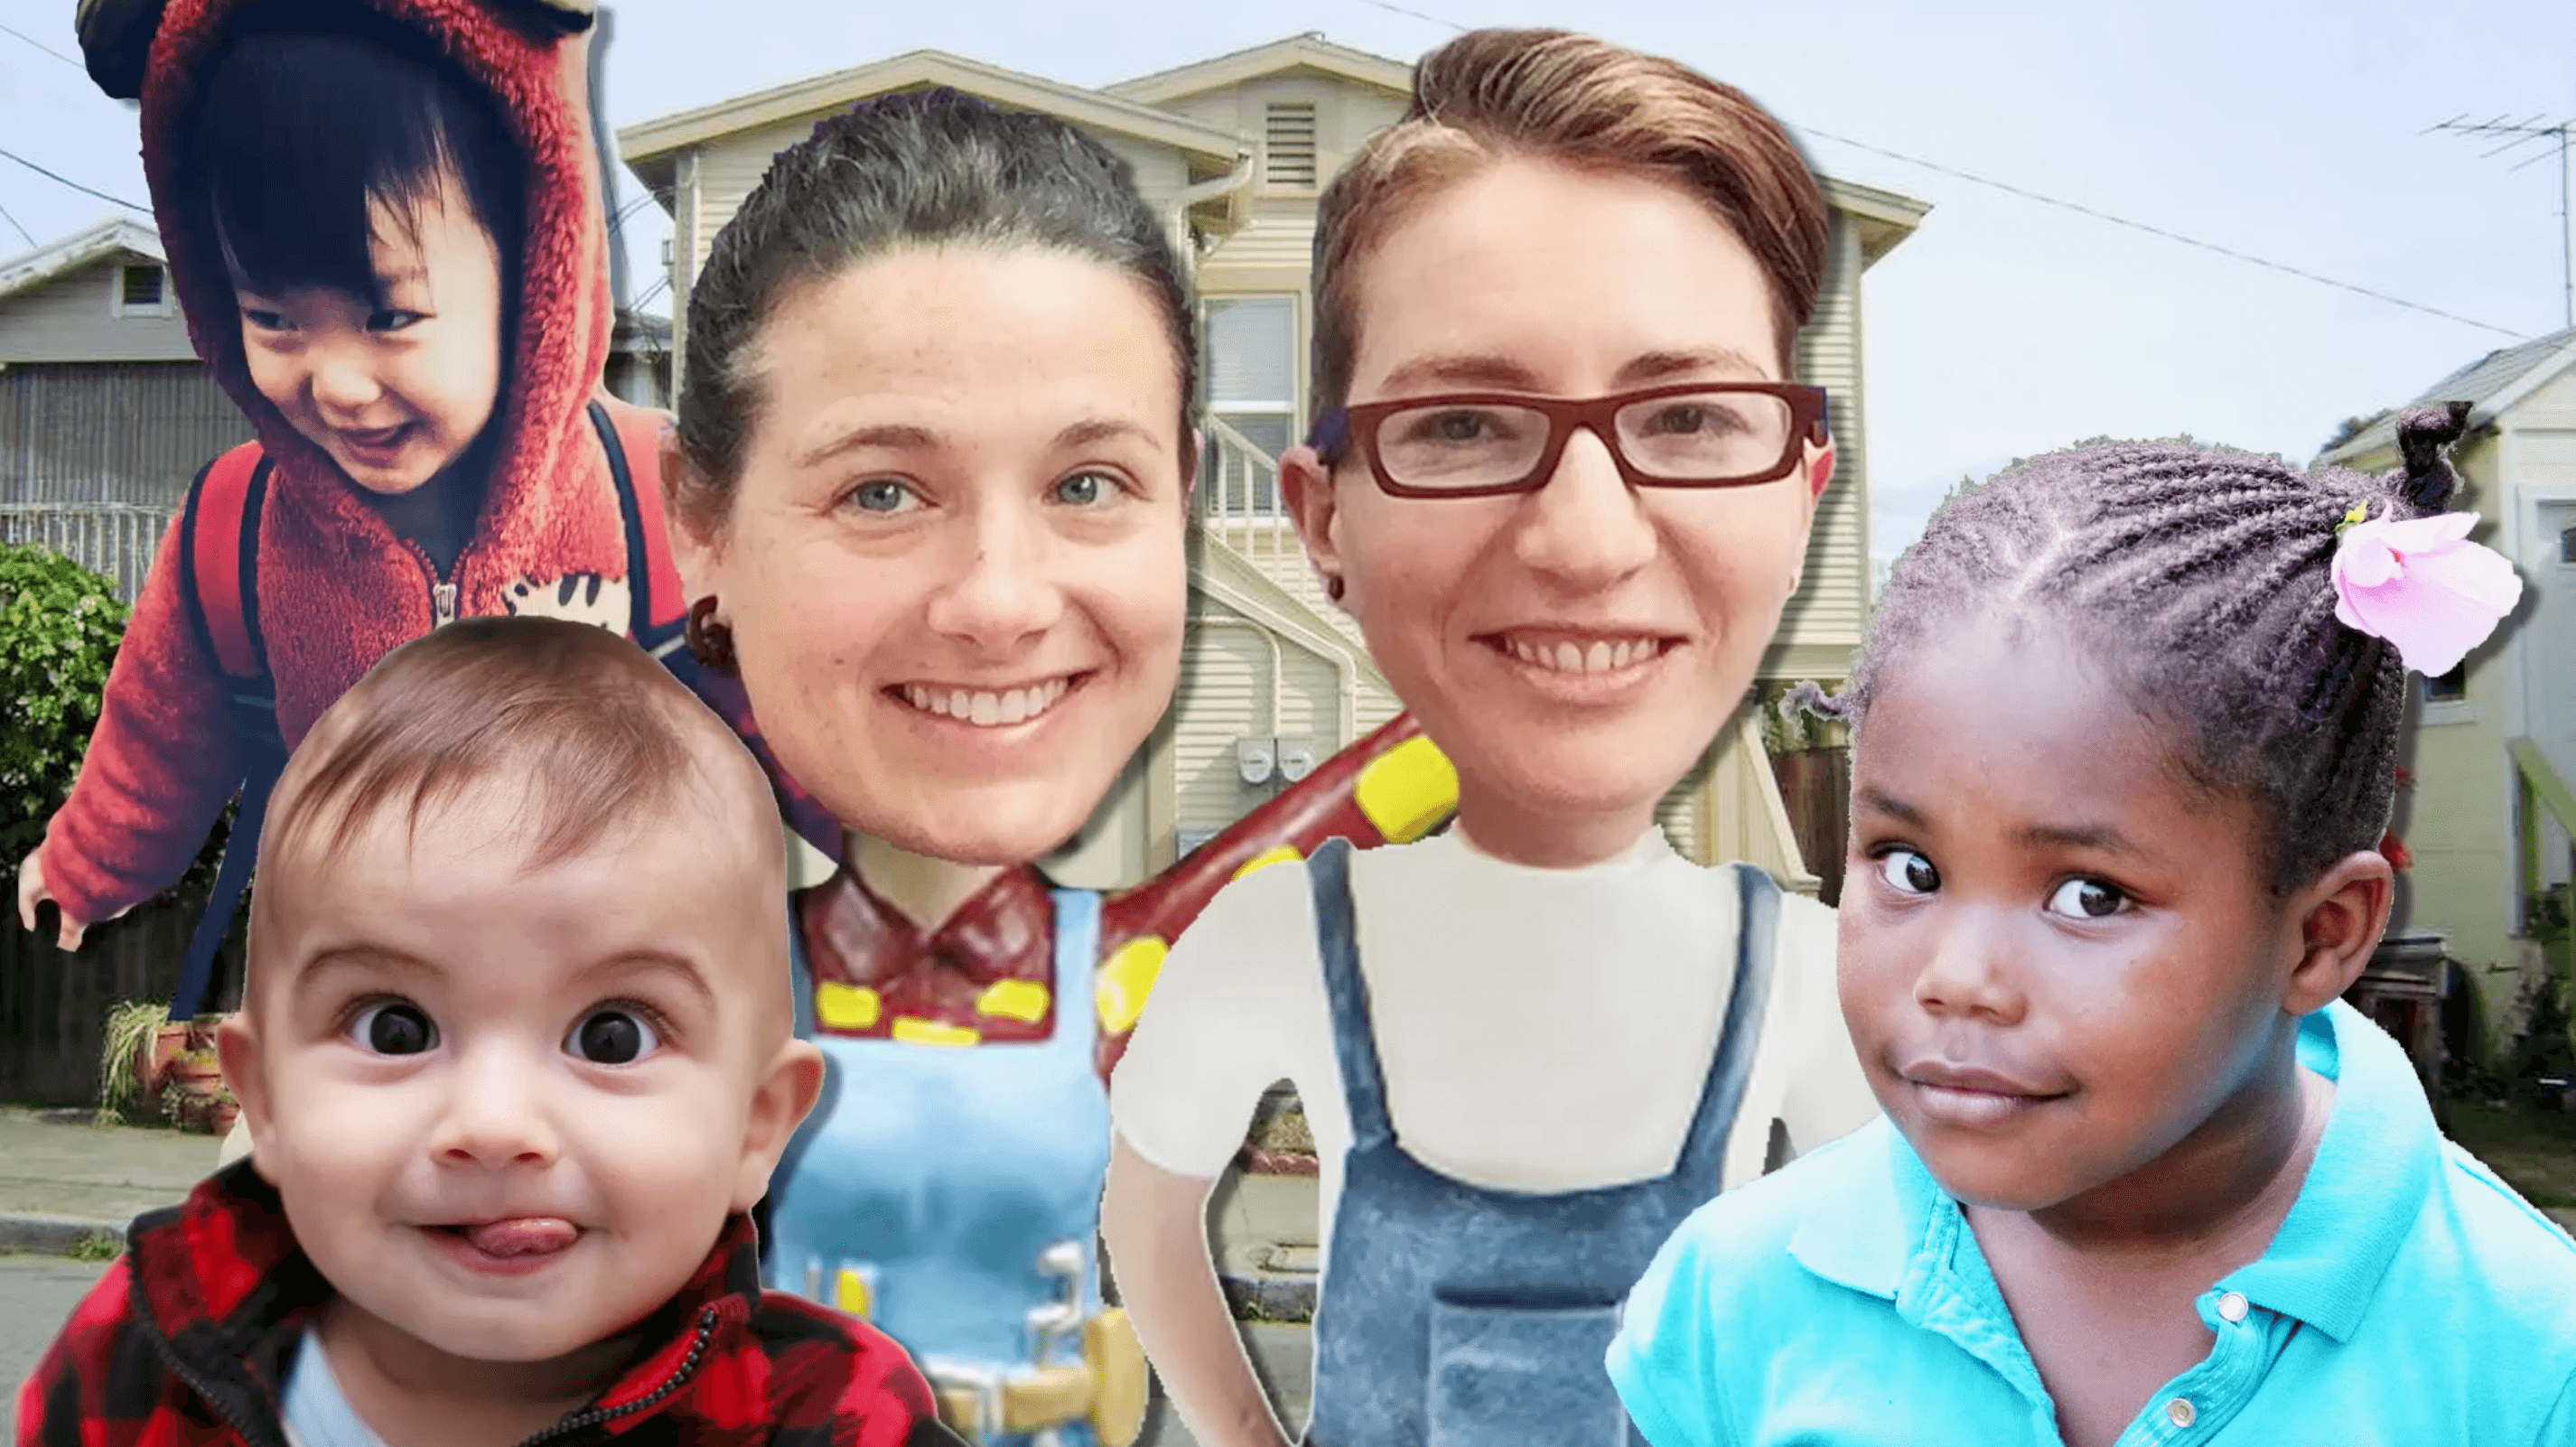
<box><xmin>1283</xmin><ymin>156</ymin><xmax>1822</xmax><ymax>864</ymax></box>
<box><xmin>677</xmin><ymin>246</ymin><xmax>1190</xmax><ymax>866</ymax></box>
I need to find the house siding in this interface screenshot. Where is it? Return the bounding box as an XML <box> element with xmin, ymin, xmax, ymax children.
<box><xmin>1172</xmin><ymin>598</ymin><xmax>1359</xmax><ymax>843</ymax></box>
<box><xmin>0</xmin><ymin>361</ymin><xmax>251</xmax><ymax>509</ymax></box>
<box><xmin>1776</xmin><ymin>218</ymin><xmax>1869</xmax><ymax>669</ymax></box>
<box><xmin>0</xmin><ymin>258</ymin><xmax>197</xmax><ymax>366</ymax></box>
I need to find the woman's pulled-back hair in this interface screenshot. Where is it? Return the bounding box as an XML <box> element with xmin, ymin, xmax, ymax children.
<box><xmin>1815</xmin><ymin>404</ymin><xmax>2481</xmax><ymax>896</ymax></box>
<box><xmin>673</xmin><ymin>88</ymin><xmax>1199</xmax><ymax>531</ymax></box>
<box><xmin>192</xmin><ymin>5</ymin><xmax>527</xmax><ymax>311</ymax></box>
<box><xmin>1311</xmin><ymin>28</ymin><xmax>1830</xmax><ymax>420</ymax></box>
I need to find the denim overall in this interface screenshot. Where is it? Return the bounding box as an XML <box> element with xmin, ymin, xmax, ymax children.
<box><xmin>1301</xmin><ymin>839</ymin><xmax>1778</xmax><ymax>1447</ymax></box>
<box><xmin>766</xmin><ymin>890</ymin><xmax>1110</xmax><ymax>1447</ymax></box>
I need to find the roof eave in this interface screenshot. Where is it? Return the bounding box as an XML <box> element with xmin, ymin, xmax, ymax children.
<box><xmin>618</xmin><ymin>50</ymin><xmax>1246</xmax><ymax>171</ymax></box>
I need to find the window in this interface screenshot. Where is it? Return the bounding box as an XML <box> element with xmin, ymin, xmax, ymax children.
<box><xmin>1201</xmin><ymin>294</ymin><xmax>1298</xmax><ymax>511</ymax></box>
<box><xmin>2424</xmin><ymin>665</ymin><xmax>2468</xmax><ymax>704</ymax></box>
<box><xmin>2560</xmin><ymin>525</ymin><xmax>2576</xmax><ymax>565</ymax></box>
<box><xmin>111</xmin><ymin>262</ymin><xmax>169</xmax><ymax>317</ymax></box>
<box><xmin>1264</xmin><ymin>103</ymin><xmax>1318</xmax><ymax>189</ymax></box>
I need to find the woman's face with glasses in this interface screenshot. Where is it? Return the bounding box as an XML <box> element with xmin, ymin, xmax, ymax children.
<box><xmin>1281</xmin><ymin>155</ymin><xmax>1827</xmax><ymax>866</ymax></box>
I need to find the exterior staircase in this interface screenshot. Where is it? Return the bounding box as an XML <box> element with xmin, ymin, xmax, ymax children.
<box><xmin>1194</xmin><ymin>418</ymin><xmax>1371</xmax><ymax>660</ymax></box>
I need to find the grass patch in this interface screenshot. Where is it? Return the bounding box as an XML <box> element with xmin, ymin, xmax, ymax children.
<box><xmin>67</xmin><ymin>1229</ymin><xmax>123</xmax><ymax>1262</ymax></box>
<box><xmin>2445</xmin><ymin>1097</ymin><xmax>2576</xmax><ymax>1208</ymax></box>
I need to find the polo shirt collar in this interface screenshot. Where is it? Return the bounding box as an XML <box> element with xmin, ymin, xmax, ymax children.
<box><xmin>2217</xmin><ymin>998</ymin><xmax>2440</xmax><ymax>1341</ymax></box>
<box><xmin>1786</xmin><ymin>1000</ymin><xmax>2440</xmax><ymax>1342</ymax></box>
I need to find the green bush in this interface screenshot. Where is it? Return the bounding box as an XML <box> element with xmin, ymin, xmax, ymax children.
<box><xmin>0</xmin><ymin>541</ymin><xmax>231</xmax><ymax>911</ymax></box>
<box><xmin>0</xmin><ymin>543</ymin><xmax>128</xmax><ymax>865</ymax></box>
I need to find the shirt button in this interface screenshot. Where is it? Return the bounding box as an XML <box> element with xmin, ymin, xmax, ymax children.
<box><xmin>2167</xmin><ymin>1397</ymin><xmax>2197</xmax><ymax>1428</ymax></box>
<box><xmin>2217</xmin><ymin>1292</ymin><xmax>2249</xmax><ymax>1323</ymax></box>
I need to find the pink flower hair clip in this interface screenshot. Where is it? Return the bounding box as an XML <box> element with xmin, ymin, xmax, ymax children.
<box><xmin>2329</xmin><ymin>499</ymin><xmax>2521</xmax><ymax>677</ymax></box>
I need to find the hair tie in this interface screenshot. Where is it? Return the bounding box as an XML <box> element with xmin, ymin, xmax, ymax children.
<box><xmin>2329</xmin><ymin>499</ymin><xmax>2519</xmax><ymax>677</ymax></box>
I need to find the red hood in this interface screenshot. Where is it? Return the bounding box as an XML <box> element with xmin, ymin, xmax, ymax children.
<box><xmin>135</xmin><ymin>0</ymin><xmax>614</xmax><ymax>535</ymax></box>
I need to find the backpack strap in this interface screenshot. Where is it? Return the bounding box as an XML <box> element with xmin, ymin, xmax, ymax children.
<box><xmin>587</xmin><ymin>397</ymin><xmax>687</xmax><ymax>654</ymax></box>
<box><xmin>177</xmin><ymin>442</ymin><xmax>272</xmax><ymax>684</ymax></box>
<box><xmin>170</xmin><ymin>443</ymin><xmax>285</xmax><ymax>1022</ymax></box>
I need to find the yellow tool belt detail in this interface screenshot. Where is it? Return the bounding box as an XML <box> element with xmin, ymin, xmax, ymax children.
<box><xmin>833</xmin><ymin>1269</ymin><xmax>872</xmax><ymax>1319</ymax></box>
<box><xmin>1355</xmin><ymin>736</ymin><xmax>1461</xmax><ymax>844</ymax></box>
<box><xmin>926</xmin><ymin>1310</ymin><xmax>1149</xmax><ymax>1446</ymax></box>
<box><xmin>1232</xmin><ymin>845</ymin><xmax>1303</xmax><ymax>880</ymax></box>
<box><xmin>1094</xmin><ymin>937</ymin><xmax>1168</xmax><ymax>1037</ymax></box>
<box><xmin>975</xmin><ymin>978</ymin><xmax>1051</xmax><ymax>1023</ymax></box>
<box><xmin>891</xmin><ymin>1017</ymin><xmax>981</xmax><ymax>1048</ymax></box>
<box><xmin>1086</xmin><ymin>1308</ymin><xmax>1150</xmax><ymax>1445</ymax></box>
<box><xmin>814</xmin><ymin>982</ymin><xmax>882</xmax><ymax>1031</ymax></box>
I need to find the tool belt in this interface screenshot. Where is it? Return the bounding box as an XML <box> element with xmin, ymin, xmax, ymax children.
<box><xmin>928</xmin><ymin>1310</ymin><xmax>1148</xmax><ymax>1445</ymax></box>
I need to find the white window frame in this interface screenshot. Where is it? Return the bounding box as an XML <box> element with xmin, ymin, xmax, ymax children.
<box><xmin>1200</xmin><ymin>292</ymin><xmax>1302</xmax><ymax>478</ymax></box>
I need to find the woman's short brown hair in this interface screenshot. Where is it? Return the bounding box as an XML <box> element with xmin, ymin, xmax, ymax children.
<box><xmin>1311</xmin><ymin>28</ymin><xmax>1830</xmax><ymax>418</ymax></box>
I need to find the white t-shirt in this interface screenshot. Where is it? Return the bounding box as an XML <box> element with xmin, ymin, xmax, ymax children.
<box><xmin>1108</xmin><ymin>826</ymin><xmax>1880</xmax><ymax>1274</ymax></box>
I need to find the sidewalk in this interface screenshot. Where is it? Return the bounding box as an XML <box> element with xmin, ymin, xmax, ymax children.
<box><xmin>0</xmin><ymin>1106</ymin><xmax>214</xmax><ymax>1252</ymax></box>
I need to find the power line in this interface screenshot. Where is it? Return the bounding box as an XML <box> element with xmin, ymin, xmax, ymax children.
<box><xmin>1347</xmin><ymin>0</ymin><xmax>2529</xmax><ymax>341</ymax></box>
<box><xmin>0</xmin><ymin>195</ymin><xmax>33</xmax><ymax>249</ymax></box>
<box><xmin>0</xmin><ymin>145</ymin><xmax>153</xmax><ymax>216</ymax></box>
<box><xmin>1799</xmin><ymin>127</ymin><xmax>2526</xmax><ymax>340</ymax></box>
<box><xmin>0</xmin><ymin>20</ymin><xmax>83</xmax><ymax>71</ymax></box>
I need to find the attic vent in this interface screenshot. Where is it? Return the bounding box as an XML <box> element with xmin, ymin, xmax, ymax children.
<box><xmin>117</xmin><ymin>263</ymin><xmax>164</xmax><ymax>312</ymax></box>
<box><xmin>1264</xmin><ymin>102</ymin><xmax>1317</xmax><ymax>188</ymax></box>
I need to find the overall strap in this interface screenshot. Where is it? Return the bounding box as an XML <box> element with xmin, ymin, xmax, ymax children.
<box><xmin>1306</xmin><ymin>838</ymin><xmax>1394</xmax><ymax>1150</ymax></box>
<box><xmin>1049</xmin><ymin>888</ymin><xmax>1101</xmax><ymax>1053</ymax></box>
<box><xmin>1671</xmin><ymin>864</ymin><xmax>1783</xmax><ymax>1183</ymax></box>
<box><xmin>171</xmin><ymin>443</ymin><xmax>285</xmax><ymax>1022</ymax></box>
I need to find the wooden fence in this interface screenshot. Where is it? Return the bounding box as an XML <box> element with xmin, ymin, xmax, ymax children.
<box><xmin>0</xmin><ymin>897</ymin><xmax>239</xmax><ymax>1106</ymax></box>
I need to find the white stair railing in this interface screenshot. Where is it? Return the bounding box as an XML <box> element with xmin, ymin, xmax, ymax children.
<box><xmin>1193</xmin><ymin>418</ymin><xmax>1366</xmax><ymax>652</ymax></box>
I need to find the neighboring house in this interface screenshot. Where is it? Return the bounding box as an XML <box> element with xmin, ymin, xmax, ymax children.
<box><xmin>2319</xmin><ymin>325</ymin><xmax>2576</xmax><ymax>1056</ymax></box>
<box><xmin>0</xmin><ymin>218</ymin><xmax>250</xmax><ymax>599</ymax></box>
<box><xmin>0</xmin><ymin>215</ymin><xmax>674</xmax><ymax>598</ymax></box>
<box><xmin>619</xmin><ymin>33</ymin><xmax>1927</xmax><ymax>889</ymax></box>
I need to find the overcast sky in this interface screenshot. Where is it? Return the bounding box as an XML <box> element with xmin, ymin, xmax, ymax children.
<box><xmin>5</xmin><ymin>0</ymin><xmax>2572</xmax><ymax>579</ymax></box>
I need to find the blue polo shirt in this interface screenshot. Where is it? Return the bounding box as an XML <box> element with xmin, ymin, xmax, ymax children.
<box><xmin>1606</xmin><ymin>1000</ymin><xmax>2576</xmax><ymax>1445</ymax></box>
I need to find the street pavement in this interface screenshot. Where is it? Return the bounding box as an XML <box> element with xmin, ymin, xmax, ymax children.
<box><xmin>1</xmin><ymin>1254</ymin><xmax>114</xmax><ymax>1440</ymax></box>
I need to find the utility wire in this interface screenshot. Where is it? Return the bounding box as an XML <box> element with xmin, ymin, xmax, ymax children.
<box><xmin>1349</xmin><ymin>0</ymin><xmax>2529</xmax><ymax>341</ymax></box>
<box><xmin>0</xmin><ymin>145</ymin><xmax>153</xmax><ymax>216</ymax></box>
<box><xmin>1800</xmin><ymin>127</ymin><xmax>2526</xmax><ymax>340</ymax></box>
<box><xmin>0</xmin><ymin>20</ymin><xmax>83</xmax><ymax>71</ymax></box>
<box><xmin>0</xmin><ymin>195</ymin><xmax>34</xmax><ymax>248</ymax></box>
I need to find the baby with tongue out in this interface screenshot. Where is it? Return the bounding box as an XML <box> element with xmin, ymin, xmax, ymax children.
<box><xmin>16</xmin><ymin>615</ymin><xmax>965</xmax><ymax>1447</ymax></box>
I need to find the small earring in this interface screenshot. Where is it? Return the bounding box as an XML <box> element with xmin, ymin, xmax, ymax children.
<box><xmin>1324</xmin><ymin>573</ymin><xmax>1346</xmax><ymax>602</ymax></box>
<box><xmin>686</xmin><ymin>595</ymin><xmax>737</xmax><ymax>674</ymax></box>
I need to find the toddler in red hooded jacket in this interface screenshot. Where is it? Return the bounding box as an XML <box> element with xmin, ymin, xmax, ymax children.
<box><xmin>19</xmin><ymin>0</ymin><xmax>683</xmax><ymax>952</ymax></box>
<box><xmin>15</xmin><ymin>615</ymin><xmax>958</xmax><ymax>1447</ymax></box>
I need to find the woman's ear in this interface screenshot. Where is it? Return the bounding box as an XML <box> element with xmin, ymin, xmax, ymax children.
<box><xmin>2280</xmin><ymin>850</ymin><xmax>2396</xmax><ymax>1015</ymax></box>
<box><xmin>1807</xmin><ymin>440</ymin><xmax>1837</xmax><ymax>507</ymax></box>
<box><xmin>659</xmin><ymin>431</ymin><xmax>723</xmax><ymax>606</ymax></box>
<box><xmin>1280</xmin><ymin>444</ymin><xmax>1344</xmax><ymax>593</ymax></box>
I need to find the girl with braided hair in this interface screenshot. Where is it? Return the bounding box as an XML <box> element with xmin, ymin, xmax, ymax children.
<box><xmin>1609</xmin><ymin>409</ymin><xmax>2575</xmax><ymax>1446</ymax></box>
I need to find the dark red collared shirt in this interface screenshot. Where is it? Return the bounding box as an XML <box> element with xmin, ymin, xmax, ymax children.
<box><xmin>796</xmin><ymin>865</ymin><xmax>1059</xmax><ymax>1046</ymax></box>
<box><xmin>13</xmin><ymin>1162</ymin><xmax>961</xmax><ymax>1447</ymax></box>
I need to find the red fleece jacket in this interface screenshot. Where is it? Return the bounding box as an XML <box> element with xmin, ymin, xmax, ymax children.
<box><xmin>36</xmin><ymin>0</ymin><xmax>671</xmax><ymax>925</ymax></box>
